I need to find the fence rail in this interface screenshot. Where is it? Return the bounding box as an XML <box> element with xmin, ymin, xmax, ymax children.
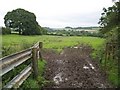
<box><xmin>0</xmin><ymin>42</ymin><xmax>43</xmax><ymax>88</ymax></box>
<box><xmin>4</xmin><ymin>64</ymin><xmax>32</xmax><ymax>88</ymax></box>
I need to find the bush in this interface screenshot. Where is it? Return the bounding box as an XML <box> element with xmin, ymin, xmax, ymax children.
<box><xmin>1</xmin><ymin>27</ymin><xmax>11</xmax><ymax>35</ymax></box>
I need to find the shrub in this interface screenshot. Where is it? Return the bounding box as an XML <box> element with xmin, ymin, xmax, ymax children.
<box><xmin>1</xmin><ymin>27</ymin><xmax>11</xmax><ymax>35</ymax></box>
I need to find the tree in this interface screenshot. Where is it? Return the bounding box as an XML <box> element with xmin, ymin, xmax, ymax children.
<box><xmin>38</xmin><ymin>25</ymin><xmax>47</xmax><ymax>35</ymax></box>
<box><xmin>4</xmin><ymin>8</ymin><xmax>42</xmax><ymax>35</ymax></box>
<box><xmin>98</xmin><ymin>2</ymin><xmax>120</xmax><ymax>34</ymax></box>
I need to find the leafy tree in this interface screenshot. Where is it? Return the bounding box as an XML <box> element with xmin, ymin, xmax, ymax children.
<box><xmin>98</xmin><ymin>2</ymin><xmax>120</xmax><ymax>34</ymax></box>
<box><xmin>4</xmin><ymin>8</ymin><xmax>42</xmax><ymax>35</ymax></box>
<box><xmin>99</xmin><ymin>1</ymin><xmax>120</xmax><ymax>87</ymax></box>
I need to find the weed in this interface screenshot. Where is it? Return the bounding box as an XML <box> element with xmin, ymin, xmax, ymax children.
<box><xmin>21</xmin><ymin>74</ymin><xmax>39</xmax><ymax>89</ymax></box>
<box><xmin>37</xmin><ymin>59</ymin><xmax>50</xmax><ymax>88</ymax></box>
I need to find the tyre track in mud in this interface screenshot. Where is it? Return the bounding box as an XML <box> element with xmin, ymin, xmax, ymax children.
<box><xmin>41</xmin><ymin>45</ymin><xmax>112</xmax><ymax>88</ymax></box>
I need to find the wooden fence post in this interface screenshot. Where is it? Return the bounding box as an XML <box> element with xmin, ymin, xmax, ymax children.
<box><xmin>39</xmin><ymin>42</ymin><xmax>43</xmax><ymax>48</ymax></box>
<box><xmin>32</xmin><ymin>47</ymin><xmax>38</xmax><ymax>79</ymax></box>
<box><xmin>39</xmin><ymin>42</ymin><xmax>43</xmax><ymax>60</ymax></box>
<box><xmin>105</xmin><ymin>43</ymin><xmax>108</xmax><ymax>68</ymax></box>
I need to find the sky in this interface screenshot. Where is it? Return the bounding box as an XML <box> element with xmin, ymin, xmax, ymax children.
<box><xmin>0</xmin><ymin>0</ymin><xmax>114</xmax><ymax>28</ymax></box>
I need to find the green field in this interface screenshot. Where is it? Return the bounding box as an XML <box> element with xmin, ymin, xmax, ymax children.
<box><xmin>2</xmin><ymin>35</ymin><xmax>118</xmax><ymax>87</ymax></box>
<box><xmin>2</xmin><ymin>35</ymin><xmax>105</xmax><ymax>56</ymax></box>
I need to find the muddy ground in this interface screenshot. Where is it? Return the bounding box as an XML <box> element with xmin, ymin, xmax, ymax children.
<box><xmin>41</xmin><ymin>45</ymin><xmax>113</xmax><ymax>89</ymax></box>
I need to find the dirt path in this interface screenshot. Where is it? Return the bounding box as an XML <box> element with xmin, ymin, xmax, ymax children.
<box><xmin>41</xmin><ymin>45</ymin><xmax>112</xmax><ymax>89</ymax></box>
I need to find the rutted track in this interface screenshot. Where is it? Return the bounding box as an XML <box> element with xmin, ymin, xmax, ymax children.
<box><xmin>41</xmin><ymin>45</ymin><xmax>112</xmax><ymax>88</ymax></box>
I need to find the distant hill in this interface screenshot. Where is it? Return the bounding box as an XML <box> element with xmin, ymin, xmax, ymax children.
<box><xmin>43</xmin><ymin>26</ymin><xmax>100</xmax><ymax>32</ymax></box>
<box><xmin>43</xmin><ymin>27</ymin><xmax>55</xmax><ymax>32</ymax></box>
<box><xmin>74</xmin><ymin>26</ymin><xmax>99</xmax><ymax>30</ymax></box>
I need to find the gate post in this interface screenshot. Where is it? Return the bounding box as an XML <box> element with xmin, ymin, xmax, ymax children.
<box><xmin>32</xmin><ymin>47</ymin><xmax>38</xmax><ymax>79</ymax></box>
<box><xmin>39</xmin><ymin>42</ymin><xmax>43</xmax><ymax>60</ymax></box>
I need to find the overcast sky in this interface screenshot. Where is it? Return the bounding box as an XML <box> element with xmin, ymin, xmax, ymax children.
<box><xmin>0</xmin><ymin>0</ymin><xmax>113</xmax><ymax>28</ymax></box>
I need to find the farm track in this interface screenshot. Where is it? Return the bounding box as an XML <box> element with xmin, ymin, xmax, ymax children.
<box><xmin>41</xmin><ymin>45</ymin><xmax>112</xmax><ymax>89</ymax></box>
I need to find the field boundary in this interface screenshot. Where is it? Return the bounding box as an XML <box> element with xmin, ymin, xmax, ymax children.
<box><xmin>0</xmin><ymin>42</ymin><xmax>43</xmax><ymax>88</ymax></box>
<box><xmin>104</xmin><ymin>42</ymin><xmax>118</xmax><ymax>68</ymax></box>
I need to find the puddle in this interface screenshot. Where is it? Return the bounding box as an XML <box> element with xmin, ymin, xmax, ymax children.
<box><xmin>89</xmin><ymin>63</ymin><xmax>95</xmax><ymax>70</ymax></box>
<box><xmin>83</xmin><ymin>65</ymin><xmax>89</xmax><ymax>69</ymax></box>
<box><xmin>74</xmin><ymin>47</ymin><xmax>78</xmax><ymax>49</ymax></box>
<box><xmin>72</xmin><ymin>81</ymin><xmax>83</xmax><ymax>87</ymax></box>
<box><xmin>60</xmin><ymin>51</ymin><xmax>64</xmax><ymax>55</ymax></box>
<box><xmin>96</xmin><ymin>83</ymin><xmax>106</xmax><ymax>88</ymax></box>
<box><xmin>65</xmin><ymin>78</ymin><xmax>68</xmax><ymax>81</ymax></box>
<box><xmin>53</xmin><ymin>73</ymin><xmax>63</xmax><ymax>85</ymax></box>
<box><xmin>85</xmin><ymin>60</ymin><xmax>95</xmax><ymax>70</ymax></box>
<box><xmin>56</xmin><ymin>59</ymin><xmax>63</xmax><ymax>64</ymax></box>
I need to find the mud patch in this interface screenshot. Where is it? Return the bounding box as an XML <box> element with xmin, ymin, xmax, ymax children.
<box><xmin>41</xmin><ymin>45</ymin><xmax>113</xmax><ymax>88</ymax></box>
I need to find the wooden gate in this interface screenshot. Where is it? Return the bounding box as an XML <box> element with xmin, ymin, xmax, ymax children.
<box><xmin>0</xmin><ymin>42</ymin><xmax>43</xmax><ymax>89</ymax></box>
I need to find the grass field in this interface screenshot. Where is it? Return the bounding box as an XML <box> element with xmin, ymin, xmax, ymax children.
<box><xmin>2</xmin><ymin>35</ymin><xmax>105</xmax><ymax>56</ymax></box>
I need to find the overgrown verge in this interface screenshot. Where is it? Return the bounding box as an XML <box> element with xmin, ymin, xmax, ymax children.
<box><xmin>91</xmin><ymin>28</ymin><xmax>118</xmax><ymax>87</ymax></box>
<box><xmin>21</xmin><ymin>59</ymin><xmax>48</xmax><ymax>89</ymax></box>
<box><xmin>2</xmin><ymin>40</ymin><xmax>34</xmax><ymax>58</ymax></box>
<box><xmin>92</xmin><ymin>43</ymin><xmax>118</xmax><ymax>87</ymax></box>
<box><xmin>37</xmin><ymin>59</ymin><xmax>49</xmax><ymax>89</ymax></box>
<box><xmin>98</xmin><ymin>1</ymin><xmax>119</xmax><ymax>87</ymax></box>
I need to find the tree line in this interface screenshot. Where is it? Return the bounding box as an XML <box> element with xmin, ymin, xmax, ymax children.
<box><xmin>98</xmin><ymin>1</ymin><xmax>120</xmax><ymax>87</ymax></box>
